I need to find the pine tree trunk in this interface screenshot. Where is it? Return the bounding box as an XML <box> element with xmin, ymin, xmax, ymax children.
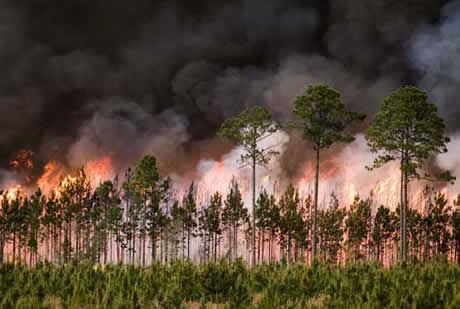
<box><xmin>182</xmin><ymin>228</ymin><xmax>185</xmax><ymax>260</ymax></box>
<box><xmin>312</xmin><ymin>147</ymin><xmax>320</xmax><ymax>258</ymax></box>
<box><xmin>187</xmin><ymin>229</ymin><xmax>191</xmax><ymax>260</ymax></box>
<box><xmin>252</xmin><ymin>157</ymin><xmax>256</xmax><ymax>267</ymax></box>
<box><xmin>0</xmin><ymin>239</ymin><xmax>3</xmax><ymax>264</ymax></box>
<box><xmin>257</xmin><ymin>230</ymin><xmax>261</xmax><ymax>264</ymax></box>
<box><xmin>214</xmin><ymin>233</ymin><xmax>217</xmax><ymax>263</ymax></box>
<box><xmin>228</xmin><ymin>228</ymin><xmax>232</xmax><ymax>263</ymax></box>
<box><xmin>262</xmin><ymin>231</ymin><xmax>265</xmax><ymax>263</ymax></box>
<box><xmin>142</xmin><ymin>233</ymin><xmax>146</xmax><ymax>266</ymax></box>
<box><xmin>457</xmin><ymin>240</ymin><xmax>460</xmax><ymax>265</ymax></box>
<box><xmin>287</xmin><ymin>235</ymin><xmax>291</xmax><ymax>263</ymax></box>
<box><xmin>234</xmin><ymin>224</ymin><xmax>237</xmax><ymax>260</ymax></box>
<box><xmin>165</xmin><ymin>222</ymin><xmax>169</xmax><ymax>264</ymax></box>
<box><xmin>12</xmin><ymin>231</ymin><xmax>16</xmax><ymax>264</ymax></box>
<box><xmin>402</xmin><ymin>158</ymin><xmax>408</xmax><ymax>261</ymax></box>
<box><xmin>151</xmin><ymin>238</ymin><xmax>156</xmax><ymax>262</ymax></box>
<box><xmin>400</xmin><ymin>161</ymin><xmax>404</xmax><ymax>261</ymax></box>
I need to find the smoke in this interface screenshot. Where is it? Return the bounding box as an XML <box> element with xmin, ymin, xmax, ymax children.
<box><xmin>437</xmin><ymin>135</ymin><xmax>460</xmax><ymax>193</ymax></box>
<box><xmin>410</xmin><ymin>0</ymin><xmax>460</xmax><ymax>130</ymax></box>
<box><xmin>172</xmin><ymin>130</ymin><xmax>289</xmax><ymax>208</ymax></box>
<box><xmin>65</xmin><ymin>97</ymin><xmax>192</xmax><ymax>178</ymax></box>
<box><xmin>0</xmin><ymin>0</ymin><xmax>459</xmax><ymax>194</ymax></box>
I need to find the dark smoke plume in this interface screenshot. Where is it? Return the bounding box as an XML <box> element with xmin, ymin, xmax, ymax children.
<box><xmin>0</xmin><ymin>0</ymin><xmax>457</xmax><ymax>182</ymax></box>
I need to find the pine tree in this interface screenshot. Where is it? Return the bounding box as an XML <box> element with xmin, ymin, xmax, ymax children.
<box><xmin>266</xmin><ymin>193</ymin><xmax>280</xmax><ymax>263</ymax></box>
<box><xmin>451</xmin><ymin>195</ymin><xmax>460</xmax><ymax>264</ymax></box>
<box><xmin>278</xmin><ymin>185</ymin><xmax>305</xmax><ymax>263</ymax></box>
<box><xmin>345</xmin><ymin>196</ymin><xmax>371</xmax><ymax>261</ymax></box>
<box><xmin>255</xmin><ymin>190</ymin><xmax>271</xmax><ymax>263</ymax></box>
<box><xmin>26</xmin><ymin>189</ymin><xmax>45</xmax><ymax>266</ymax></box>
<box><xmin>318</xmin><ymin>193</ymin><xmax>346</xmax><ymax>264</ymax></box>
<box><xmin>371</xmin><ymin>205</ymin><xmax>396</xmax><ymax>263</ymax></box>
<box><xmin>423</xmin><ymin>188</ymin><xmax>452</xmax><ymax>260</ymax></box>
<box><xmin>218</xmin><ymin>106</ymin><xmax>280</xmax><ymax>266</ymax></box>
<box><xmin>407</xmin><ymin>207</ymin><xmax>423</xmax><ymax>261</ymax></box>
<box><xmin>366</xmin><ymin>86</ymin><xmax>453</xmax><ymax>261</ymax></box>
<box><xmin>222</xmin><ymin>180</ymin><xmax>248</xmax><ymax>263</ymax></box>
<box><xmin>182</xmin><ymin>183</ymin><xmax>198</xmax><ymax>261</ymax></box>
<box><xmin>169</xmin><ymin>200</ymin><xmax>185</xmax><ymax>262</ymax></box>
<box><xmin>199</xmin><ymin>192</ymin><xmax>223</xmax><ymax>263</ymax></box>
<box><xmin>131</xmin><ymin>155</ymin><xmax>170</xmax><ymax>264</ymax></box>
<box><xmin>291</xmin><ymin>84</ymin><xmax>365</xmax><ymax>258</ymax></box>
<box><xmin>122</xmin><ymin>168</ymin><xmax>137</xmax><ymax>264</ymax></box>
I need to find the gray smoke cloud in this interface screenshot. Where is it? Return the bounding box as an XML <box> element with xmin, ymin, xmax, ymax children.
<box><xmin>66</xmin><ymin>98</ymin><xmax>189</xmax><ymax>172</ymax></box>
<box><xmin>410</xmin><ymin>0</ymin><xmax>460</xmax><ymax>129</ymax></box>
<box><xmin>0</xmin><ymin>0</ymin><xmax>457</xmax><ymax>185</ymax></box>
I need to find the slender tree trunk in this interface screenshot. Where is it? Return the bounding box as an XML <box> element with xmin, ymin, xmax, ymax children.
<box><xmin>187</xmin><ymin>229</ymin><xmax>191</xmax><ymax>260</ymax></box>
<box><xmin>109</xmin><ymin>232</ymin><xmax>113</xmax><ymax>264</ymax></box>
<box><xmin>151</xmin><ymin>237</ymin><xmax>156</xmax><ymax>262</ymax></box>
<box><xmin>456</xmin><ymin>240</ymin><xmax>460</xmax><ymax>265</ymax></box>
<box><xmin>161</xmin><ymin>233</ymin><xmax>164</xmax><ymax>264</ymax></box>
<box><xmin>234</xmin><ymin>224</ymin><xmax>237</xmax><ymax>260</ymax></box>
<box><xmin>228</xmin><ymin>228</ymin><xmax>232</xmax><ymax>263</ymax></box>
<box><xmin>403</xmin><ymin>166</ymin><xmax>408</xmax><ymax>261</ymax></box>
<box><xmin>165</xmin><ymin>204</ymin><xmax>169</xmax><ymax>265</ymax></box>
<box><xmin>312</xmin><ymin>147</ymin><xmax>320</xmax><ymax>258</ymax></box>
<box><xmin>12</xmin><ymin>231</ymin><xmax>16</xmax><ymax>264</ymax></box>
<box><xmin>268</xmin><ymin>234</ymin><xmax>271</xmax><ymax>262</ymax></box>
<box><xmin>257</xmin><ymin>230</ymin><xmax>261</xmax><ymax>264</ymax></box>
<box><xmin>142</xmin><ymin>233</ymin><xmax>146</xmax><ymax>266</ymax></box>
<box><xmin>214</xmin><ymin>233</ymin><xmax>217</xmax><ymax>263</ymax></box>
<box><xmin>182</xmin><ymin>227</ymin><xmax>185</xmax><ymax>260</ymax></box>
<box><xmin>252</xmin><ymin>157</ymin><xmax>256</xmax><ymax>267</ymax></box>
<box><xmin>262</xmin><ymin>231</ymin><xmax>265</xmax><ymax>263</ymax></box>
<box><xmin>0</xmin><ymin>239</ymin><xmax>3</xmax><ymax>264</ymax></box>
<box><xmin>57</xmin><ymin>224</ymin><xmax>60</xmax><ymax>264</ymax></box>
<box><xmin>287</xmin><ymin>235</ymin><xmax>291</xmax><ymax>263</ymax></box>
<box><xmin>400</xmin><ymin>161</ymin><xmax>404</xmax><ymax>261</ymax></box>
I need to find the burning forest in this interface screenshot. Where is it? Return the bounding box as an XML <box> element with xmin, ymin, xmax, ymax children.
<box><xmin>1</xmin><ymin>0</ymin><xmax>460</xmax><ymax>307</ymax></box>
<box><xmin>0</xmin><ymin>85</ymin><xmax>459</xmax><ymax>267</ymax></box>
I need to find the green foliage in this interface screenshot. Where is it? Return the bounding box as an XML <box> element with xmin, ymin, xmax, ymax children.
<box><xmin>366</xmin><ymin>86</ymin><xmax>451</xmax><ymax>181</ymax></box>
<box><xmin>291</xmin><ymin>84</ymin><xmax>365</xmax><ymax>258</ymax></box>
<box><xmin>221</xmin><ymin>179</ymin><xmax>249</xmax><ymax>262</ymax></box>
<box><xmin>291</xmin><ymin>84</ymin><xmax>365</xmax><ymax>151</ymax></box>
<box><xmin>278</xmin><ymin>185</ymin><xmax>307</xmax><ymax>262</ymax></box>
<box><xmin>371</xmin><ymin>206</ymin><xmax>397</xmax><ymax>262</ymax></box>
<box><xmin>345</xmin><ymin>196</ymin><xmax>371</xmax><ymax>260</ymax></box>
<box><xmin>218</xmin><ymin>105</ymin><xmax>280</xmax><ymax>167</ymax></box>
<box><xmin>318</xmin><ymin>194</ymin><xmax>346</xmax><ymax>263</ymax></box>
<box><xmin>0</xmin><ymin>258</ymin><xmax>459</xmax><ymax>308</ymax></box>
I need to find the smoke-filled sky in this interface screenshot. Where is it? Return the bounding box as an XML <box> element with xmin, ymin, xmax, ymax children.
<box><xmin>1</xmin><ymin>0</ymin><xmax>459</xmax><ymax>182</ymax></box>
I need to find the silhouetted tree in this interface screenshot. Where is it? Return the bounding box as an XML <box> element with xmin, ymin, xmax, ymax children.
<box><xmin>291</xmin><ymin>84</ymin><xmax>365</xmax><ymax>257</ymax></box>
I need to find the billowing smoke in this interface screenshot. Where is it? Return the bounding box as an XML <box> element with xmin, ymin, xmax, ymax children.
<box><xmin>410</xmin><ymin>0</ymin><xmax>460</xmax><ymax>129</ymax></box>
<box><xmin>66</xmin><ymin>98</ymin><xmax>189</xmax><ymax>172</ymax></box>
<box><xmin>0</xmin><ymin>0</ymin><xmax>459</xmax><ymax>198</ymax></box>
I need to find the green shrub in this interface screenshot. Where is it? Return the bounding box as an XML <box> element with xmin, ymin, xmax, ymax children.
<box><xmin>0</xmin><ymin>261</ymin><xmax>459</xmax><ymax>308</ymax></box>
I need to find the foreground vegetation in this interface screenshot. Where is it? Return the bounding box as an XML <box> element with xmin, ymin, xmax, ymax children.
<box><xmin>1</xmin><ymin>260</ymin><xmax>459</xmax><ymax>308</ymax></box>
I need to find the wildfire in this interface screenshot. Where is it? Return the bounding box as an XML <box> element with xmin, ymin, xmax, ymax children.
<box><xmin>36</xmin><ymin>156</ymin><xmax>114</xmax><ymax>196</ymax></box>
<box><xmin>0</xmin><ymin>185</ymin><xmax>23</xmax><ymax>202</ymax></box>
<box><xmin>0</xmin><ymin>135</ymin><xmax>454</xmax><ymax>215</ymax></box>
<box><xmin>84</xmin><ymin>156</ymin><xmax>113</xmax><ymax>187</ymax></box>
<box><xmin>9</xmin><ymin>149</ymin><xmax>34</xmax><ymax>170</ymax></box>
<box><xmin>37</xmin><ymin>161</ymin><xmax>67</xmax><ymax>195</ymax></box>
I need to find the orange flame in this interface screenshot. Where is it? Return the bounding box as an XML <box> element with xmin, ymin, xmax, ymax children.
<box><xmin>9</xmin><ymin>149</ymin><xmax>34</xmax><ymax>170</ymax></box>
<box><xmin>0</xmin><ymin>185</ymin><xmax>23</xmax><ymax>202</ymax></box>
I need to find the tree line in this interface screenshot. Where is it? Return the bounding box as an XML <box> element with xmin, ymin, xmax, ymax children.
<box><xmin>1</xmin><ymin>172</ymin><xmax>460</xmax><ymax>266</ymax></box>
<box><xmin>0</xmin><ymin>84</ymin><xmax>456</xmax><ymax>266</ymax></box>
